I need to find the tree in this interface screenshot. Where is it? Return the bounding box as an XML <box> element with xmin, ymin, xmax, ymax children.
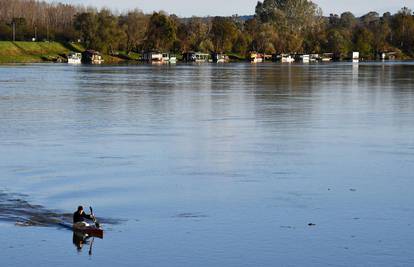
<box><xmin>120</xmin><ymin>10</ymin><xmax>149</xmax><ymax>51</ymax></box>
<box><xmin>233</xmin><ymin>32</ymin><xmax>250</xmax><ymax>55</ymax></box>
<box><xmin>255</xmin><ymin>0</ymin><xmax>323</xmax><ymax>53</ymax></box>
<box><xmin>11</xmin><ymin>17</ymin><xmax>29</xmax><ymax>41</ymax></box>
<box><xmin>326</xmin><ymin>29</ymin><xmax>352</xmax><ymax>58</ymax></box>
<box><xmin>177</xmin><ymin>17</ymin><xmax>211</xmax><ymax>52</ymax></box>
<box><xmin>354</xmin><ymin>27</ymin><xmax>374</xmax><ymax>58</ymax></box>
<box><xmin>144</xmin><ymin>12</ymin><xmax>177</xmax><ymax>51</ymax></box>
<box><xmin>254</xmin><ymin>23</ymin><xmax>278</xmax><ymax>53</ymax></box>
<box><xmin>74</xmin><ymin>12</ymin><xmax>99</xmax><ymax>49</ymax></box>
<box><xmin>210</xmin><ymin>17</ymin><xmax>238</xmax><ymax>52</ymax></box>
<box><xmin>392</xmin><ymin>7</ymin><xmax>414</xmax><ymax>54</ymax></box>
<box><xmin>255</xmin><ymin>0</ymin><xmax>322</xmax><ymax>31</ymax></box>
<box><xmin>340</xmin><ymin>12</ymin><xmax>357</xmax><ymax>28</ymax></box>
<box><xmin>96</xmin><ymin>9</ymin><xmax>126</xmax><ymax>53</ymax></box>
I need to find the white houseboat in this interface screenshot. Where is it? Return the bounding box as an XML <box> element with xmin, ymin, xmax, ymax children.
<box><xmin>250</xmin><ymin>52</ymin><xmax>264</xmax><ymax>63</ymax></box>
<box><xmin>67</xmin><ymin>52</ymin><xmax>82</xmax><ymax>64</ymax></box>
<box><xmin>143</xmin><ymin>52</ymin><xmax>177</xmax><ymax>64</ymax></box>
<box><xmin>162</xmin><ymin>53</ymin><xmax>177</xmax><ymax>64</ymax></box>
<box><xmin>212</xmin><ymin>53</ymin><xmax>229</xmax><ymax>63</ymax></box>
<box><xmin>352</xmin><ymin>51</ymin><xmax>360</xmax><ymax>62</ymax></box>
<box><xmin>321</xmin><ymin>53</ymin><xmax>333</xmax><ymax>62</ymax></box>
<box><xmin>273</xmin><ymin>54</ymin><xmax>295</xmax><ymax>63</ymax></box>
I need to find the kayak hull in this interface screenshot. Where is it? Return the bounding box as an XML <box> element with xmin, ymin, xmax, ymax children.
<box><xmin>73</xmin><ymin>225</ymin><xmax>104</xmax><ymax>238</ymax></box>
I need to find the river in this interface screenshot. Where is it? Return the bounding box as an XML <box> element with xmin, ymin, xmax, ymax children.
<box><xmin>0</xmin><ymin>62</ymin><xmax>413</xmax><ymax>266</ymax></box>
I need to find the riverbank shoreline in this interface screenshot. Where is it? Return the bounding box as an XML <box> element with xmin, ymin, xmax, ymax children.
<box><xmin>0</xmin><ymin>41</ymin><xmax>136</xmax><ymax>64</ymax></box>
<box><xmin>1</xmin><ymin>41</ymin><xmax>412</xmax><ymax>65</ymax></box>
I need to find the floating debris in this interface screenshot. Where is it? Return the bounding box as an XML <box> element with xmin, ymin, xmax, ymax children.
<box><xmin>174</xmin><ymin>212</ymin><xmax>208</xmax><ymax>219</ymax></box>
<box><xmin>280</xmin><ymin>225</ymin><xmax>295</xmax><ymax>229</ymax></box>
<box><xmin>308</xmin><ymin>223</ymin><xmax>316</xmax><ymax>226</ymax></box>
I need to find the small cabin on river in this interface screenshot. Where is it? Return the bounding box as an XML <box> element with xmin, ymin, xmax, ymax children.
<box><xmin>143</xmin><ymin>51</ymin><xmax>177</xmax><ymax>64</ymax></box>
<box><xmin>82</xmin><ymin>50</ymin><xmax>104</xmax><ymax>64</ymax></box>
<box><xmin>183</xmin><ymin>52</ymin><xmax>210</xmax><ymax>63</ymax></box>
<box><xmin>212</xmin><ymin>53</ymin><xmax>229</xmax><ymax>63</ymax></box>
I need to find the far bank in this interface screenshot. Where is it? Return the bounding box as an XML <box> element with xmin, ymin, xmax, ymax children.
<box><xmin>0</xmin><ymin>41</ymin><xmax>136</xmax><ymax>64</ymax></box>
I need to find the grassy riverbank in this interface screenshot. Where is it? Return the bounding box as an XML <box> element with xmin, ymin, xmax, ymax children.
<box><xmin>0</xmin><ymin>41</ymin><xmax>134</xmax><ymax>64</ymax></box>
<box><xmin>0</xmin><ymin>41</ymin><xmax>71</xmax><ymax>63</ymax></box>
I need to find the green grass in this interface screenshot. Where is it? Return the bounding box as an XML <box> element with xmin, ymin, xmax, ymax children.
<box><xmin>117</xmin><ymin>51</ymin><xmax>141</xmax><ymax>60</ymax></box>
<box><xmin>65</xmin><ymin>42</ymin><xmax>85</xmax><ymax>53</ymax></box>
<box><xmin>0</xmin><ymin>41</ymin><xmax>72</xmax><ymax>63</ymax></box>
<box><xmin>0</xmin><ymin>41</ymin><xmax>139</xmax><ymax>64</ymax></box>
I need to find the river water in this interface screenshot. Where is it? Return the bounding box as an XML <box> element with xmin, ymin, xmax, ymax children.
<box><xmin>0</xmin><ymin>62</ymin><xmax>413</xmax><ymax>266</ymax></box>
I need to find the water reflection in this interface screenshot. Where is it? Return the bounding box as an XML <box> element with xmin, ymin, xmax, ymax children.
<box><xmin>73</xmin><ymin>232</ymin><xmax>95</xmax><ymax>255</ymax></box>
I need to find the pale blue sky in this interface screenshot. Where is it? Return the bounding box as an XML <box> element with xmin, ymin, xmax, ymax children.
<box><xmin>61</xmin><ymin>0</ymin><xmax>413</xmax><ymax>16</ymax></box>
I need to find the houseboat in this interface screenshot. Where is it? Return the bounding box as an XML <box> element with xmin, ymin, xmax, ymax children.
<box><xmin>212</xmin><ymin>53</ymin><xmax>229</xmax><ymax>63</ymax></box>
<box><xmin>378</xmin><ymin>51</ymin><xmax>397</xmax><ymax>60</ymax></box>
<box><xmin>250</xmin><ymin>52</ymin><xmax>264</xmax><ymax>63</ymax></box>
<box><xmin>183</xmin><ymin>52</ymin><xmax>210</xmax><ymax>63</ymax></box>
<box><xmin>162</xmin><ymin>53</ymin><xmax>177</xmax><ymax>64</ymax></box>
<box><xmin>67</xmin><ymin>52</ymin><xmax>82</xmax><ymax>64</ymax></box>
<box><xmin>273</xmin><ymin>54</ymin><xmax>295</xmax><ymax>63</ymax></box>
<box><xmin>310</xmin><ymin>54</ymin><xmax>319</xmax><ymax>62</ymax></box>
<box><xmin>295</xmin><ymin>54</ymin><xmax>310</xmax><ymax>63</ymax></box>
<box><xmin>82</xmin><ymin>50</ymin><xmax>104</xmax><ymax>64</ymax></box>
<box><xmin>142</xmin><ymin>51</ymin><xmax>163</xmax><ymax>63</ymax></box>
<box><xmin>321</xmin><ymin>53</ymin><xmax>333</xmax><ymax>62</ymax></box>
<box><xmin>280</xmin><ymin>54</ymin><xmax>295</xmax><ymax>63</ymax></box>
<box><xmin>142</xmin><ymin>52</ymin><xmax>177</xmax><ymax>64</ymax></box>
<box><xmin>352</xmin><ymin>51</ymin><xmax>360</xmax><ymax>62</ymax></box>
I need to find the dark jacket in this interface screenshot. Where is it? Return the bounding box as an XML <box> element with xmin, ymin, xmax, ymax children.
<box><xmin>73</xmin><ymin>211</ymin><xmax>93</xmax><ymax>223</ymax></box>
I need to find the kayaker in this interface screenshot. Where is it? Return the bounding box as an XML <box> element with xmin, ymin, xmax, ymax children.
<box><xmin>73</xmin><ymin>206</ymin><xmax>94</xmax><ymax>227</ymax></box>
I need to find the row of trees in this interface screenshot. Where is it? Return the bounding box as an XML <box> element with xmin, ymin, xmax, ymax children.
<box><xmin>0</xmin><ymin>0</ymin><xmax>414</xmax><ymax>58</ymax></box>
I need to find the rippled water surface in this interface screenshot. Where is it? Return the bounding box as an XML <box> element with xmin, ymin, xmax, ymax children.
<box><xmin>0</xmin><ymin>63</ymin><xmax>414</xmax><ymax>266</ymax></box>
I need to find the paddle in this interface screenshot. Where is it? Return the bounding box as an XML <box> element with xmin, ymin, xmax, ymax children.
<box><xmin>88</xmin><ymin>237</ymin><xmax>95</xmax><ymax>256</ymax></box>
<box><xmin>89</xmin><ymin>206</ymin><xmax>100</xmax><ymax>228</ymax></box>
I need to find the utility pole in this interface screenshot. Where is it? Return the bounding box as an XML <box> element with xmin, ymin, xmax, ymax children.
<box><xmin>12</xmin><ymin>21</ymin><xmax>16</xmax><ymax>42</ymax></box>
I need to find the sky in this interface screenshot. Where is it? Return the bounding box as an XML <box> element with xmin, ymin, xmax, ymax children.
<box><xmin>61</xmin><ymin>0</ymin><xmax>414</xmax><ymax>17</ymax></box>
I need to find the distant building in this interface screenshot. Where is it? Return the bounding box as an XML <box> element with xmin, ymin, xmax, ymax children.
<box><xmin>163</xmin><ymin>53</ymin><xmax>177</xmax><ymax>64</ymax></box>
<box><xmin>352</xmin><ymin>51</ymin><xmax>360</xmax><ymax>62</ymax></box>
<box><xmin>82</xmin><ymin>50</ymin><xmax>104</xmax><ymax>64</ymax></box>
<box><xmin>183</xmin><ymin>52</ymin><xmax>210</xmax><ymax>63</ymax></box>
<box><xmin>273</xmin><ymin>54</ymin><xmax>295</xmax><ymax>63</ymax></box>
<box><xmin>250</xmin><ymin>52</ymin><xmax>264</xmax><ymax>63</ymax></box>
<box><xmin>67</xmin><ymin>52</ymin><xmax>82</xmax><ymax>64</ymax></box>
<box><xmin>142</xmin><ymin>51</ymin><xmax>177</xmax><ymax>64</ymax></box>
<box><xmin>212</xmin><ymin>53</ymin><xmax>229</xmax><ymax>63</ymax></box>
<box><xmin>142</xmin><ymin>51</ymin><xmax>163</xmax><ymax>63</ymax></box>
<box><xmin>295</xmin><ymin>54</ymin><xmax>310</xmax><ymax>63</ymax></box>
<box><xmin>321</xmin><ymin>53</ymin><xmax>333</xmax><ymax>62</ymax></box>
<box><xmin>379</xmin><ymin>51</ymin><xmax>397</xmax><ymax>60</ymax></box>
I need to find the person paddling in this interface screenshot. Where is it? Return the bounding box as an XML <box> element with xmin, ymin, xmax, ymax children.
<box><xmin>73</xmin><ymin>206</ymin><xmax>94</xmax><ymax>227</ymax></box>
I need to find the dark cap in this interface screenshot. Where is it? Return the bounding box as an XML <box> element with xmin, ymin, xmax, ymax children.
<box><xmin>77</xmin><ymin>206</ymin><xmax>84</xmax><ymax>211</ymax></box>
